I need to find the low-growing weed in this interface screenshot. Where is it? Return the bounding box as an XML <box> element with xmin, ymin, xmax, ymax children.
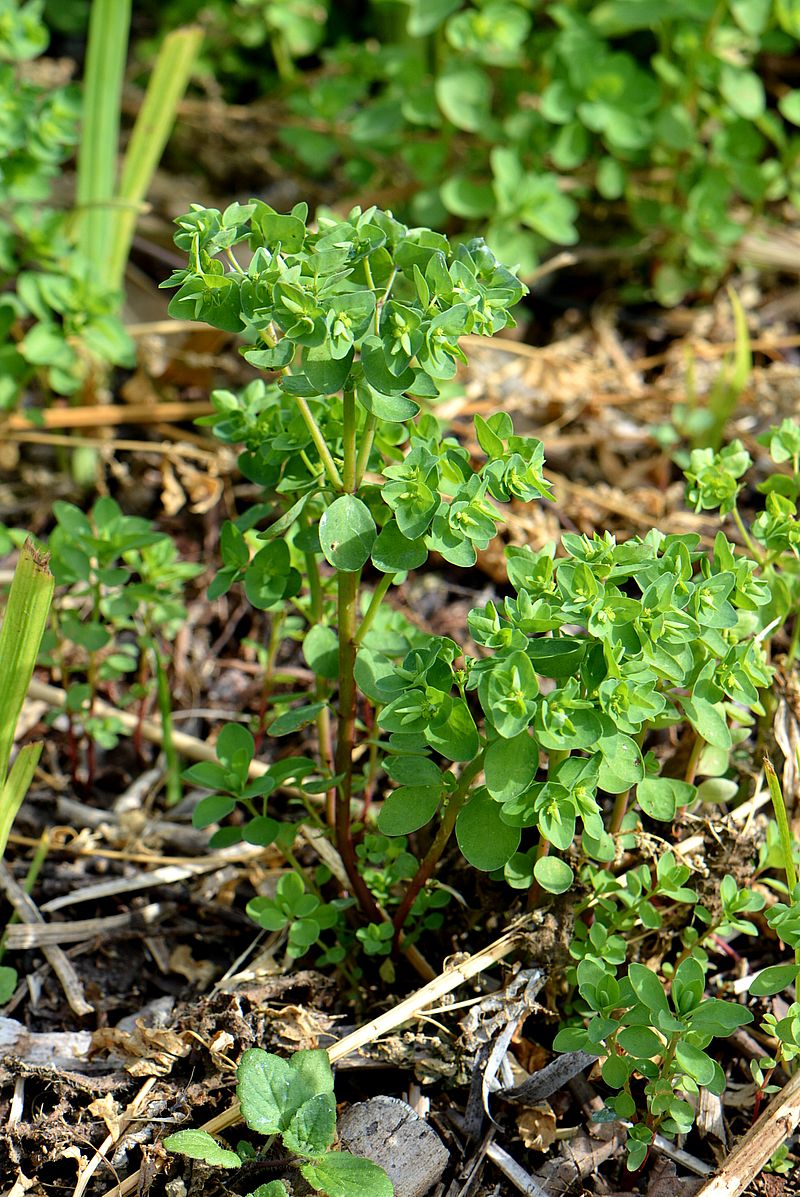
<box><xmin>161</xmin><ymin>199</ymin><xmax>800</xmax><ymax>1167</ymax></box>
<box><xmin>164</xmin><ymin>1046</ymin><xmax>393</xmax><ymax>1197</ymax></box>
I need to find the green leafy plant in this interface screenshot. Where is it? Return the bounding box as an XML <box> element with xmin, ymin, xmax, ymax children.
<box><xmin>684</xmin><ymin>417</ymin><xmax>800</xmax><ymax>661</ymax></box>
<box><xmin>40</xmin><ymin>497</ymin><xmax>201</xmax><ymax>790</ymax></box>
<box><xmin>241</xmin><ymin>0</ymin><xmax>800</xmax><ymax>302</ymax></box>
<box><xmin>164</xmin><ymin>199</ymin><xmax>791</xmax><ymax>1162</ymax></box>
<box><xmin>164</xmin><ymin>1046</ymin><xmax>393</xmax><ymax>1197</ymax></box>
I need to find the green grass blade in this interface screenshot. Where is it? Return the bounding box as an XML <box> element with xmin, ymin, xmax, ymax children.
<box><xmin>0</xmin><ymin>744</ymin><xmax>42</xmax><ymax>860</ymax></box>
<box><xmin>0</xmin><ymin>541</ymin><xmax>54</xmax><ymax>789</ymax></box>
<box><xmin>107</xmin><ymin>26</ymin><xmax>202</xmax><ymax>292</ymax></box>
<box><xmin>706</xmin><ymin>287</ymin><xmax>751</xmax><ymax>451</ymax></box>
<box><xmin>764</xmin><ymin>755</ymin><xmax>797</xmax><ymax>894</ymax></box>
<box><xmin>74</xmin><ymin>0</ymin><xmax>132</xmax><ymax>283</ymax></box>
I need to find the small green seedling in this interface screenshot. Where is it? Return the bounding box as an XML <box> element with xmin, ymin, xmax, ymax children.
<box><xmin>164</xmin><ymin>1047</ymin><xmax>393</xmax><ymax>1197</ymax></box>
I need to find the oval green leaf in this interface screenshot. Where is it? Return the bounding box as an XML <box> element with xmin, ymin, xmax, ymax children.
<box><xmin>320</xmin><ymin>495</ymin><xmax>377</xmax><ymax>572</ymax></box>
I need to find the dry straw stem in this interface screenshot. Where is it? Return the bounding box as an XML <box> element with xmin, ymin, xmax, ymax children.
<box><xmin>694</xmin><ymin>1068</ymin><xmax>800</xmax><ymax>1197</ymax></box>
<box><xmin>2</xmin><ymin>400</ymin><xmax>212</xmax><ymax>431</ymax></box>
<box><xmin>98</xmin><ymin>919</ymin><xmax>535</xmax><ymax>1197</ymax></box>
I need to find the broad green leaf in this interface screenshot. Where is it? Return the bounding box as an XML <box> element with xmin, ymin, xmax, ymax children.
<box><xmin>748</xmin><ymin>963</ymin><xmax>800</xmax><ymax>997</ymax></box>
<box><xmin>320</xmin><ymin>496</ymin><xmax>377</xmax><ymax>572</ymax></box>
<box><xmin>456</xmin><ymin>790</ymin><xmax>520</xmax><ymax>871</ymax></box>
<box><xmin>688</xmin><ymin>998</ymin><xmax>753</xmax><ymax>1034</ymax></box>
<box><xmin>675</xmin><ymin>1041</ymin><xmax>716</xmax><ymax>1085</ymax></box>
<box><xmin>637</xmin><ymin>777</ymin><xmax>696</xmax><ymax>821</ymax></box>
<box><xmin>617</xmin><ymin>1025</ymin><xmax>662</xmax><ymax>1059</ymax></box>
<box><xmin>245</xmin><ymin>1184</ymin><xmax>289</xmax><ymax>1197</ymax></box>
<box><xmin>425</xmin><ymin>697</ymin><xmax>479</xmax><ymax>761</ymax></box>
<box><xmin>300</xmin><ymin>1152</ymin><xmax>394</xmax><ymax>1197</ymax></box>
<box><xmin>435</xmin><ymin>65</ymin><xmax>492</xmax><ymax>132</ymax></box>
<box><xmin>163</xmin><ymin>1129</ymin><xmax>241</xmax><ymax>1168</ymax></box>
<box><xmin>237</xmin><ymin>1048</ymin><xmax>333</xmax><ymax>1137</ymax></box>
<box><xmin>628</xmin><ymin>963</ymin><xmax>669</xmax><ymax>1016</ymax></box>
<box><xmin>533</xmin><ymin>855</ymin><xmax>573</xmax><ymax>894</ymax></box>
<box><xmin>371</xmin><ymin>520</ymin><xmax>428</xmax><ymax>574</ymax></box>
<box><xmin>719</xmin><ymin>66</ymin><xmax>765</xmax><ymax>120</ymax></box>
<box><xmin>303</xmin><ymin>625</ymin><xmax>339</xmax><ymax>680</ymax></box>
<box><xmin>377</xmin><ymin>786</ymin><xmax>441</xmax><ymax>835</ymax></box>
<box><xmin>193</xmin><ymin>794</ymin><xmax>236</xmax><ymax>829</ymax></box>
<box><xmin>0</xmin><ymin>966</ymin><xmax>16</xmax><ymax>1004</ymax></box>
<box><xmin>485</xmin><ymin>733</ymin><xmax>538</xmax><ymax>803</ymax></box>
<box><xmin>303</xmin><ymin>346</ymin><xmax>354</xmax><ymax>395</ymax></box>
<box><xmin>282</xmin><ymin>1092</ymin><xmax>337</xmax><ymax>1159</ymax></box>
<box><xmin>267</xmin><ymin>702</ymin><xmax>327</xmax><ymax>736</ymax></box>
<box><xmin>597</xmin><ymin>731</ymin><xmax>643</xmax><ymax>794</ymax></box>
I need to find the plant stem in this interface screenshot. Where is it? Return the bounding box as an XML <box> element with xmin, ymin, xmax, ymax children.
<box><xmin>609</xmin><ymin>788</ymin><xmax>630</xmax><ymax>836</ymax></box>
<box><xmin>355</xmin><ymin>573</ymin><xmax>395</xmax><ymax>645</ymax></box>
<box><xmin>333</xmin><ymin>383</ymin><xmax>381</xmax><ymax>920</ymax></box>
<box><xmin>292</xmin><ymin>396</ymin><xmax>342</xmax><ymax>490</ymax></box>
<box><xmin>0</xmin><ymin>829</ymin><xmax>50</xmax><ymax>964</ymax></box>
<box><xmin>303</xmin><ymin>542</ymin><xmax>336</xmax><ymax>824</ymax></box>
<box><xmin>684</xmin><ymin>730</ymin><xmax>704</xmax><ymax>785</ymax></box>
<box><xmin>732</xmin><ymin>504</ymin><xmax>764</xmax><ymax>564</ymax></box>
<box><xmin>392</xmin><ymin>752</ymin><xmax>485</xmax><ymax>943</ymax></box>
<box><xmin>526</xmin><ymin>832</ymin><xmax>550</xmax><ymax>911</ymax></box>
<box><xmin>764</xmin><ymin>755</ymin><xmax>797</xmax><ymax>896</ymax></box>
<box><xmin>335</xmin><ymin>568</ymin><xmax>380</xmax><ymax>920</ymax></box>
<box><xmin>355</xmin><ymin>413</ymin><xmax>377</xmax><ymax>485</ymax></box>
<box><xmin>153</xmin><ymin>643</ymin><xmax>181</xmax><ymax>807</ymax></box>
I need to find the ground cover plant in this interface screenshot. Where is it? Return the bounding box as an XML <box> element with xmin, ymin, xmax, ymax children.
<box><xmin>131</xmin><ymin>0</ymin><xmax>800</xmax><ymax>302</ymax></box>
<box><xmin>153</xmin><ymin>198</ymin><xmax>800</xmax><ymax>1171</ymax></box>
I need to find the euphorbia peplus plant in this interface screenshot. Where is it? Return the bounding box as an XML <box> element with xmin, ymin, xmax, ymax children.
<box><xmin>165</xmin><ymin>203</ymin><xmax>779</xmax><ymax>954</ymax></box>
<box><xmin>164</xmin><ymin>201</ymin><xmax>551</xmax><ymax>934</ymax></box>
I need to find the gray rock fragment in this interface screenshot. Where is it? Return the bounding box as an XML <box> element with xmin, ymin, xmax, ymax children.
<box><xmin>338</xmin><ymin>1095</ymin><xmax>450</xmax><ymax>1197</ymax></box>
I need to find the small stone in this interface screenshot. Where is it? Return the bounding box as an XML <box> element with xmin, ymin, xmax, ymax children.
<box><xmin>338</xmin><ymin>1095</ymin><xmax>450</xmax><ymax>1197</ymax></box>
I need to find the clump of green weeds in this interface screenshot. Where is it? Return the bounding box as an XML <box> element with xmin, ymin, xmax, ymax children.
<box><xmin>163</xmin><ymin>200</ymin><xmax>796</xmax><ymax>1169</ymax></box>
<box><xmin>40</xmin><ymin>497</ymin><xmax>201</xmax><ymax>793</ymax></box>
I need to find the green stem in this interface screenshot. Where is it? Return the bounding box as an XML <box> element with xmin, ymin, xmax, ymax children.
<box><xmin>355</xmin><ymin>413</ymin><xmax>377</xmax><ymax>485</ymax></box>
<box><xmin>765</xmin><ymin>755</ymin><xmax>798</xmax><ymax>898</ymax></box>
<box><xmin>609</xmin><ymin>789</ymin><xmax>630</xmax><ymax>836</ymax></box>
<box><xmin>341</xmin><ymin>384</ymin><xmax>357</xmax><ymax>492</ymax></box>
<box><xmin>684</xmin><ymin>730</ymin><xmax>704</xmax><ymax>786</ymax></box>
<box><xmin>526</xmin><ymin>833</ymin><xmax>550</xmax><ymax>911</ymax></box>
<box><xmin>732</xmin><ymin>505</ymin><xmax>764</xmax><ymax>564</ymax></box>
<box><xmin>302</xmin><ymin>539</ymin><xmax>335</xmax><ymax>824</ymax></box>
<box><xmin>292</xmin><ymin>396</ymin><xmax>342</xmax><ymax>490</ymax></box>
<box><xmin>355</xmin><ymin>574</ymin><xmax>395</xmax><ymax>646</ymax></box>
<box><xmin>154</xmin><ymin>642</ymin><xmax>182</xmax><ymax>806</ymax></box>
<box><xmin>392</xmin><ymin>751</ymin><xmax>486</xmax><ymax>942</ymax></box>
<box><xmin>335</xmin><ymin>568</ymin><xmax>380</xmax><ymax>920</ymax></box>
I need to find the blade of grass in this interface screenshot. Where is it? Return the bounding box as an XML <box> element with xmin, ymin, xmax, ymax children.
<box><xmin>107</xmin><ymin>26</ymin><xmax>202</xmax><ymax>291</ymax></box>
<box><xmin>0</xmin><ymin>744</ymin><xmax>42</xmax><ymax>860</ymax></box>
<box><xmin>706</xmin><ymin>287</ymin><xmax>751</xmax><ymax>451</ymax></box>
<box><xmin>764</xmin><ymin>756</ymin><xmax>798</xmax><ymax>964</ymax></box>
<box><xmin>0</xmin><ymin>541</ymin><xmax>54</xmax><ymax>789</ymax></box>
<box><xmin>74</xmin><ymin>0</ymin><xmax>132</xmax><ymax>281</ymax></box>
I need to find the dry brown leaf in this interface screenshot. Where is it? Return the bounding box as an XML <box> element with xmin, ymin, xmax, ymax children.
<box><xmin>88</xmin><ymin>1094</ymin><xmax>124</xmax><ymax>1140</ymax></box>
<box><xmin>168</xmin><ymin>944</ymin><xmax>216</xmax><ymax>989</ymax></box>
<box><xmin>91</xmin><ymin>1019</ymin><xmax>191</xmax><ymax>1076</ymax></box>
<box><xmin>160</xmin><ymin>460</ymin><xmax>186</xmax><ymax>516</ymax></box>
<box><xmin>516</xmin><ymin>1102</ymin><xmax>557</xmax><ymax>1151</ymax></box>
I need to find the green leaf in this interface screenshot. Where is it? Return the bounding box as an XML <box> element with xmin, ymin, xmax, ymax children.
<box><xmin>371</xmin><ymin>520</ymin><xmax>428</xmax><ymax>574</ymax></box>
<box><xmin>193</xmin><ymin>794</ymin><xmax>237</xmax><ymax>829</ymax></box>
<box><xmin>303</xmin><ymin>625</ymin><xmax>339</xmax><ymax>681</ymax></box>
<box><xmin>456</xmin><ymin>790</ymin><xmax>520</xmax><ymax>871</ymax></box>
<box><xmin>675</xmin><ymin>1041</ymin><xmax>716</xmax><ymax>1085</ymax></box>
<box><xmin>688</xmin><ymin>998</ymin><xmax>753</xmax><ymax>1034</ymax></box>
<box><xmin>378</xmin><ymin>785</ymin><xmax>441</xmax><ymax>835</ymax></box>
<box><xmin>435</xmin><ymin>65</ymin><xmax>492</xmax><ymax>132</ymax></box>
<box><xmin>533</xmin><ymin>855</ymin><xmax>574</xmax><ymax>894</ymax></box>
<box><xmin>217</xmin><ymin>723</ymin><xmax>255</xmax><ymax>780</ymax></box>
<box><xmin>719</xmin><ymin>66</ymin><xmax>765</xmax><ymax>120</ymax></box>
<box><xmin>617</xmin><ymin>1025</ymin><xmax>662</xmax><ymax>1059</ymax></box>
<box><xmin>267</xmin><ymin>703</ymin><xmax>327</xmax><ymax>736</ymax></box>
<box><xmin>245</xmin><ymin>1184</ymin><xmax>289</xmax><ymax>1197</ymax></box>
<box><xmin>484</xmin><ymin>733</ymin><xmax>538</xmax><ymax>804</ymax></box>
<box><xmin>597</xmin><ymin>731</ymin><xmax>644</xmax><ymax>794</ymax></box>
<box><xmin>637</xmin><ymin>777</ymin><xmax>696</xmax><ymax>821</ymax></box>
<box><xmin>320</xmin><ymin>496</ymin><xmax>377</xmax><ymax>572</ymax></box>
<box><xmin>748</xmin><ymin>963</ymin><xmax>800</xmax><ymax>997</ymax></box>
<box><xmin>300</xmin><ymin>1152</ymin><xmax>394</xmax><ymax>1197</ymax></box>
<box><xmin>628</xmin><ymin>963</ymin><xmax>669</xmax><ymax>1016</ymax></box>
<box><xmin>163</xmin><ymin>1129</ymin><xmax>241</xmax><ymax>1168</ymax></box>
<box><xmin>282</xmin><ymin>1092</ymin><xmax>337</xmax><ymax>1159</ymax></box>
<box><xmin>357</xmin><ymin>382</ymin><xmax>420</xmax><ymax>422</ymax></box>
<box><xmin>237</xmin><ymin>1048</ymin><xmax>333</xmax><ymax>1137</ymax></box>
<box><xmin>779</xmin><ymin>90</ymin><xmax>800</xmax><ymax>126</ymax></box>
<box><xmin>0</xmin><ymin>966</ymin><xmax>17</xmax><ymax>1004</ymax></box>
<box><xmin>303</xmin><ymin>346</ymin><xmax>354</xmax><ymax>395</ymax></box>
<box><xmin>243</xmin><ymin>340</ymin><xmax>295</xmax><ymax>370</ymax></box>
